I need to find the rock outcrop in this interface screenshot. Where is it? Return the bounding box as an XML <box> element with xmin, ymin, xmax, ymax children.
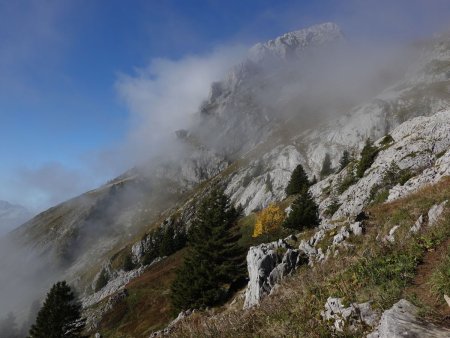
<box><xmin>321</xmin><ymin>297</ymin><xmax>379</xmax><ymax>332</ymax></box>
<box><xmin>243</xmin><ymin>237</ymin><xmax>306</xmax><ymax>308</ymax></box>
<box><xmin>368</xmin><ymin>299</ymin><xmax>450</xmax><ymax>338</ymax></box>
<box><xmin>428</xmin><ymin>200</ymin><xmax>448</xmax><ymax>226</ymax></box>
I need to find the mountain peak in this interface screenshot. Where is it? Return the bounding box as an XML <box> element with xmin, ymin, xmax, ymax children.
<box><xmin>248</xmin><ymin>22</ymin><xmax>343</xmax><ymax>62</ymax></box>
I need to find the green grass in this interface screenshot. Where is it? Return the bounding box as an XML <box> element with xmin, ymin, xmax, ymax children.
<box><xmin>429</xmin><ymin>245</ymin><xmax>450</xmax><ymax>298</ymax></box>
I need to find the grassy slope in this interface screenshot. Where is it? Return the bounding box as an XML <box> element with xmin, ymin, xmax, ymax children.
<box><xmin>167</xmin><ymin>177</ymin><xmax>450</xmax><ymax>337</ymax></box>
<box><xmin>97</xmin><ymin>249</ymin><xmax>186</xmax><ymax>338</ymax></box>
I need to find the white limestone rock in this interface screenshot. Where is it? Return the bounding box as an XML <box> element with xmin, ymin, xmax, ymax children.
<box><xmin>350</xmin><ymin>221</ymin><xmax>364</xmax><ymax>236</ymax></box>
<box><xmin>321</xmin><ymin>297</ymin><xmax>379</xmax><ymax>332</ymax></box>
<box><xmin>410</xmin><ymin>215</ymin><xmax>424</xmax><ymax>233</ymax></box>
<box><xmin>428</xmin><ymin>200</ymin><xmax>448</xmax><ymax>226</ymax></box>
<box><xmin>384</xmin><ymin>225</ymin><xmax>400</xmax><ymax>243</ymax></box>
<box><xmin>226</xmin><ymin>145</ymin><xmax>305</xmax><ymax>215</ymax></box>
<box><xmin>367</xmin><ymin>299</ymin><xmax>450</xmax><ymax>338</ymax></box>
<box><xmin>243</xmin><ymin>238</ymin><xmax>306</xmax><ymax>308</ymax></box>
<box><xmin>332</xmin><ymin>226</ymin><xmax>350</xmax><ymax>245</ymax></box>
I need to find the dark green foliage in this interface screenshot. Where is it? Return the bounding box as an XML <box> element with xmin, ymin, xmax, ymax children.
<box><xmin>95</xmin><ymin>268</ymin><xmax>109</xmax><ymax>292</ymax></box>
<box><xmin>339</xmin><ymin>150</ymin><xmax>351</xmax><ymax>171</ymax></box>
<box><xmin>170</xmin><ymin>188</ymin><xmax>246</xmax><ymax>312</ymax></box>
<box><xmin>369</xmin><ymin>163</ymin><xmax>414</xmax><ymax>203</ymax></box>
<box><xmin>265</xmin><ymin>174</ymin><xmax>273</xmax><ymax>192</ymax></box>
<box><xmin>324</xmin><ymin>198</ymin><xmax>341</xmax><ymax>217</ymax></box>
<box><xmin>29</xmin><ymin>281</ymin><xmax>85</xmax><ymax>338</ymax></box>
<box><xmin>356</xmin><ymin>139</ymin><xmax>379</xmax><ymax>178</ymax></box>
<box><xmin>0</xmin><ymin>312</ymin><xmax>19</xmax><ymax>338</ymax></box>
<box><xmin>142</xmin><ymin>221</ymin><xmax>187</xmax><ymax>265</ymax></box>
<box><xmin>283</xmin><ymin>190</ymin><xmax>320</xmax><ymax>230</ymax></box>
<box><xmin>337</xmin><ymin>165</ymin><xmax>358</xmax><ymax>194</ymax></box>
<box><xmin>285</xmin><ymin>164</ymin><xmax>310</xmax><ymax>196</ymax></box>
<box><xmin>380</xmin><ymin>134</ymin><xmax>394</xmax><ymax>146</ymax></box>
<box><xmin>320</xmin><ymin>153</ymin><xmax>333</xmax><ymax>178</ymax></box>
<box><xmin>123</xmin><ymin>254</ymin><xmax>135</xmax><ymax>272</ymax></box>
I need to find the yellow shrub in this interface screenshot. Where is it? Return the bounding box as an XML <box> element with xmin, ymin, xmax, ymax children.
<box><xmin>252</xmin><ymin>203</ymin><xmax>285</xmax><ymax>237</ymax></box>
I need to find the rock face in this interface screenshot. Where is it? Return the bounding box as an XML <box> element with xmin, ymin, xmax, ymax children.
<box><xmin>368</xmin><ymin>299</ymin><xmax>450</xmax><ymax>338</ymax></box>
<box><xmin>249</xmin><ymin>22</ymin><xmax>343</xmax><ymax>63</ymax></box>
<box><xmin>82</xmin><ymin>264</ymin><xmax>152</xmax><ymax>309</ymax></box>
<box><xmin>321</xmin><ymin>297</ymin><xmax>379</xmax><ymax>332</ymax></box>
<box><xmin>243</xmin><ymin>238</ymin><xmax>306</xmax><ymax>308</ymax></box>
<box><xmin>308</xmin><ymin>110</ymin><xmax>450</xmax><ymax>219</ymax></box>
<box><xmin>226</xmin><ymin>145</ymin><xmax>305</xmax><ymax>214</ymax></box>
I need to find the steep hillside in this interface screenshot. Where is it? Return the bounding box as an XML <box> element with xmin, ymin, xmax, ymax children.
<box><xmin>4</xmin><ymin>23</ymin><xmax>450</xmax><ymax>336</ymax></box>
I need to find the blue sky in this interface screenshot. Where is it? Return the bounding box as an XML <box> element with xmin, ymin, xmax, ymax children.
<box><xmin>1</xmin><ymin>0</ymin><xmax>449</xmax><ymax>212</ymax></box>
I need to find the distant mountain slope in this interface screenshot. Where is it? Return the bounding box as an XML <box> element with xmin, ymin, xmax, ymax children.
<box><xmin>0</xmin><ymin>200</ymin><xmax>32</xmax><ymax>236</ymax></box>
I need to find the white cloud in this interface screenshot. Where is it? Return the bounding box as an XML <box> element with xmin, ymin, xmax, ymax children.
<box><xmin>4</xmin><ymin>162</ymin><xmax>97</xmax><ymax>213</ymax></box>
<box><xmin>116</xmin><ymin>45</ymin><xmax>246</xmax><ymax>162</ymax></box>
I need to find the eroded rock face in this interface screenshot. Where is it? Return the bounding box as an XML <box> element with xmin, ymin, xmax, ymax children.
<box><xmin>308</xmin><ymin>110</ymin><xmax>450</xmax><ymax>220</ymax></box>
<box><xmin>243</xmin><ymin>238</ymin><xmax>306</xmax><ymax>308</ymax></box>
<box><xmin>226</xmin><ymin>145</ymin><xmax>306</xmax><ymax>215</ymax></box>
<box><xmin>367</xmin><ymin>299</ymin><xmax>450</xmax><ymax>338</ymax></box>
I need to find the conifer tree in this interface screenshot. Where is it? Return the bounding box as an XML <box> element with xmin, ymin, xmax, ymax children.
<box><xmin>123</xmin><ymin>254</ymin><xmax>135</xmax><ymax>271</ymax></box>
<box><xmin>357</xmin><ymin>138</ymin><xmax>379</xmax><ymax>178</ymax></box>
<box><xmin>283</xmin><ymin>190</ymin><xmax>319</xmax><ymax>230</ymax></box>
<box><xmin>339</xmin><ymin>150</ymin><xmax>351</xmax><ymax>170</ymax></box>
<box><xmin>29</xmin><ymin>281</ymin><xmax>85</xmax><ymax>338</ymax></box>
<box><xmin>170</xmin><ymin>188</ymin><xmax>246</xmax><ymax>312</ymax></box>
<box><xmin>285</xmin><ymin>164</ymin><xmax>310</xmax><ymax>196</ymax></box>
<box><xmin>320</xmin><ymin>153</ymin><xmax>333</xmax><ymax>178</ymax></box>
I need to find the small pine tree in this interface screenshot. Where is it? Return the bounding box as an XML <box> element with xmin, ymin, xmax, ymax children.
<box><xmin>123</xmin><ymin>254</ymin><xmax>135</xmax><ymax>272</ymax></box>
<box><xmin>285</xmin><ymin>164</ymin><xmax>310</xmax><ymax>196</ymax></box>
<box><xmin>252</xmin><ymin>204</ymin><xmax>285</xmax><ymax>239</ymax></box>
<box><xmin>283</xmin><ymin>190</ymin><xmax>320</xmax><ymax>230</ymax></box>
<box><xmin>170</xmin><ymin>188</ymin><xmax>246</xmax><ymax>312</ymax></box>
<box><xmin>29</xmin><ymin>281</ymin><xmax>85</xmax><ymax>338</ymax></box>
<box><xmin>320</xmin><ymin>153</ymin><xmax>333</xmax><ymax>178</ymax></box>
<box><xmin>94</xmin><ymin>268</ymin><xmax>109</xmax><ymax>291</ymax></box>
<box><xmin>159</xmin><ymin>225</ymin><xmax>175</xmax><ymax>257</ymax></box>
<box><xmin>339</xmin><ymin>150</ymin><xmax>351</xmax><ymax>170</ymax></box>
<box><xmin>357</xmin><ymin>139</ymin><xmax>378</xmax><ymax>178</ymax></box>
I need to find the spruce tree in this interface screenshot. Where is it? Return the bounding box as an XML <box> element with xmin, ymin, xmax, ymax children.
<box><xmin>283</xmin><ymin>190</ymin><xmax>319</xmax><ymax>230</ymax></box>
<box><xmin>29</xmin><ymin>281</ymin><xmax>85</xmax><ymax>338</ymax></box>
<box><xmin>285</xmin><ymin>164</ymin><xmax>310</xmax><ymax>196</ymax></box>
<box><xmin>123</xmin><ymin>254</ymin><xmax>135</xmax><ymax>271</ymax></box>
<box><xmin>320</xmin><ymin>153</ymin><xmax>333</xmax><ymax>178</ymax></box>
<box><xmin>170</xmin><ymin>188</ymin><xmax>246</xmax><ymax>312</ymax></box>
<box><xmin>357</xmin><ymin>138</ymin><xmax>379</xmax><ymax>178</ymax></box>
<box><xmin>339</xmin><ymin>150</ymin><xmax>351</xmax><ymax>171</ymax></box>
